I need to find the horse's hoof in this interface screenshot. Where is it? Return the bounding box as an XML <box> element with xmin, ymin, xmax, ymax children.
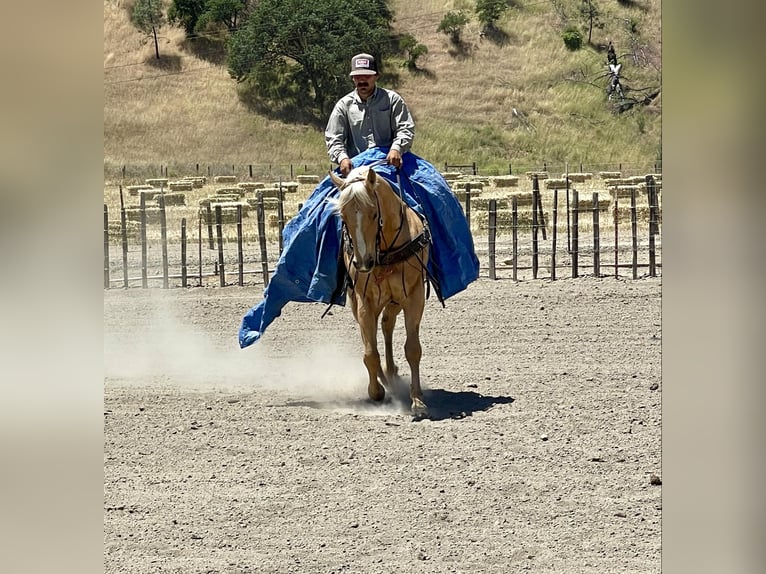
<box><xmin>411</xmin><ymin>399</ymin><xmax>429</xmax><ymax>420</ymax></box>
<box><xmin>368</xmin><ymin>384</ymin><xmax>386</xmax><ymax>403</ymax></box>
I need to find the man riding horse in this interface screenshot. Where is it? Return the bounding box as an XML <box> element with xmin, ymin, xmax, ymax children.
<box><xmin>239</xmin><ymin>52</ymin><xmax>479</xmax><ymax>348</ymax></box>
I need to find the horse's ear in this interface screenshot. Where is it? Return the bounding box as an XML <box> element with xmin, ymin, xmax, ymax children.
<box><xmin>365</xmin><ymin>167</ymin><xmax>377</xmax><ymax>187</ymax></box>
<box><xmin>329</xmin><ymin>171</ymin><xmax>344</xmax><ymax>189</ymax></box>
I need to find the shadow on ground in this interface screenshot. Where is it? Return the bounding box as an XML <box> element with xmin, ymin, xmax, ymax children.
<box><xmin>285</xmin><ymin>377</ymin><xmax>514</xmax><ymax>422</ymax></box>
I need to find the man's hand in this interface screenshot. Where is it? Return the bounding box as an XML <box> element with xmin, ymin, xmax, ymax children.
<box><xmin>339</xmin><ymin>158</ymin><xmax>353</xmax><ymax>176</ymax></box>
<box><xmin>386</xmin><ymin>149</ymin><xmax>402</xmax><ymax>169</ymax></box>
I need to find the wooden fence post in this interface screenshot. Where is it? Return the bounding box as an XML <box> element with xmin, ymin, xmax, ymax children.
<box><xmin>140</xmin><ymin>192</ymin><xmax>148</xmax><ymax>288</ymax></box>
<box><xmin>630</xmin><ymin>188</ymin><xmax>638</xmax><ymax>279</ymax></box>
<box><xmin>531</xmin><ymin>175</ymin><xmax>539</xmax><ymax>279</ymax></box>
<box><xmin>256</xmin><ymin>192</ymin><xmax>270</xmax><ymax>287</ymax></box>
<box><xmin>551</xmin><ymin>189</ymin><xmax>558</xmax><ymax>281</ymax></box>
<box><xmin>278</xmin><ymin>180</ymin><xmax>285</xmax><ymax>254</ymax></box>
<box><xmin>464</xmin><ymin>186</ymin><xmax>471</xmax><ymax>228</ymax></box>
<box><xmin>181</xmin><ymin>218</ymin><xmax>188</xmax><ymax>288</ymax></box>
<box><xmin>198</xmin><ymin>215</ymin><xmax>203</xmax><ymax>287</ymax></box>
<box><xmin>215</xmin><ymin>205</ymin><xmax>225</xmax><ymax>286</ymax></box>
<box><xmin>119</xmin><ymin>185</ymin><xmax>128</xmax><ymax>288</ymax></box>
<box><xmin>613</xmin><ymin>195</ymin><xmax>619</xmax><ymax>278</ymax></box>
<box><xmin>592</xmin><ymin>192</ymin><xmax>600</xmax><ymax>277</ymax></box>
<box><xmin>571</xmin><ymin>189</ymin><xmax>579</xmax><ymax>278</ymax></box>
<box><xmin>103</xmin><ymin>204</ymin><xmax>110</xmax><ymax>289</ymax></box>
<box><xmin>237</xmin><ymin>205</ymin><xmax>244</xmax><ymax>286</ymax></box>
<box><xmin>159</xmin><ymin>186</ymin><xmax>168</xmax><ymax>289</ymax></box>
<box><xmin>647</xmin><ymin>175</ymin><xmax>657</xmax><ymax>277</ymax></box>
<box><xmin>512</xmin><ymin>196</ymin><xmax>518</xmax><ymax>282</ymax></box>
<box><xmin>488</xmin><ymin>199</ymin><xmax>497</xmax><ymax>280</ymax></box>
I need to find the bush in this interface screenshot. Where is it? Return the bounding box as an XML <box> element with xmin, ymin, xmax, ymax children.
<box><xmin>562</xmin><ymin>26</ymin><xmax>583</xmax><ymax>51</ymax></box>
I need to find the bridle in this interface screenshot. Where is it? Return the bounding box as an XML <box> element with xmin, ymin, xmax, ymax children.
<box><xmin>337</xmin><ymin>167</ymin><xmax>430</xmax><ymax>269</ymax></box>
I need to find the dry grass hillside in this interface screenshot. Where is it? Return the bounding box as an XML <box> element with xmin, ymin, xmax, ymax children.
<box><xmin>104</xmin><ymin>0</ymin><xmax>661</xmax><ymax>177</ymax></box>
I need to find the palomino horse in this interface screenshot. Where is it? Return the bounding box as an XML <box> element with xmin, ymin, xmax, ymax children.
<box><xmin>329</xmin><ymin>166</ymin><xmax>431</xmax><ymax>417</ymax></box>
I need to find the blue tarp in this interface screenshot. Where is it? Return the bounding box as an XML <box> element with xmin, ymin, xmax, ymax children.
<box><xmin>238</xmin><ymin>147</ymin><xmax>479</xmax><ymax>348</ymax></box>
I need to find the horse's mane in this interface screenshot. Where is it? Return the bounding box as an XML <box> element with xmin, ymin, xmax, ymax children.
<box><xmin>329</xmin><ymin>167</ymin><xmax>378</xmax><ymax>214</ymax></box>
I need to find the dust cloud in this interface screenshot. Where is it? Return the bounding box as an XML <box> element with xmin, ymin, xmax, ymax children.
<box><xmin>103</xmin><ymin>292</ymin><xmax>410</xmax><ymax>415</ymax></box>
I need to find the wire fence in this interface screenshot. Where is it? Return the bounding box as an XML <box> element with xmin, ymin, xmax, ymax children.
<box><xmin>103</xmin><ymin>167</ymin><xmax>662</xmax><ymax>289</ymax></box>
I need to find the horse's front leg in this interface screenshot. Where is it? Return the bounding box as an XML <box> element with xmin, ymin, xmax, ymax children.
<box><xmin>357</xmin><ymin>306</ymin><xmax>386</xmax><ymax>402</ymax></box>
<box><xmin>381</xmin><ymin>303</ymin><xmax>400</xmax><ymax>380</ymax></box>
<box><xmin>403</xmin><ymin>304</ymin><xmax>427</xmax><ymax>417</ymax></box>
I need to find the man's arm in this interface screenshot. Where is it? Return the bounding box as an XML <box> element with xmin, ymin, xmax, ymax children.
<box><xmin>388</xmin><ymin>91</ymin><xmax>415</xmax><ymax>156</ymax></box>
<box><xmin>325</xmin><ymin>101</ymin><xmax>350</xmax><ymax>165</ymax></box>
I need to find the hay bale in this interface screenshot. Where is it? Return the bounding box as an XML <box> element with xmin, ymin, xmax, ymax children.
<box><xmin>508</xmin><ymin>191</ymin><xmax>536</xmax><ymax>208</ymax></box>
<box><xmin>168</xmin><ymin>180</ymin><xmax>194</xmax><ymax>192</ymax></box>
<box><xmin>199</xmin><ymin>195</ymin><xmax>240</xmax><ymax>208</ymax></box>
<box><xmin>214</xmin><ymin>175</ymin><xmax>237</xmax><ymax>184</ymax></box>
<box><xmin>574</xmin><ymin>193</ymin><xmax>611</xmax><ymax>211</ymax></box>
<box><xmin>296</xmin><ymin>175</ymin><xmax>320</xmax><ymax>185</ymax></box>
<box><xmin>246</xmin><ymin>197</ymin><xmax>280</xmax><ymax>210</ymax></box>
<box><xmin>545</xmin><ymin>178</ymin><xmax>570</xmax><ymax>190</ymax></box>
<box><xmin>273</xmin><ymin>181</ymin><xmax>299</xmax><ymax>193</ymax></box>
<box><xmin>237</xmin><ymin>182</ymin><xmax>265</xmax><ymax>190</ymax></box>
<box><xmin>157</xmin><ymin>192</ymin><xmax>186</xmax><ymax>206</ymax></box>
<box><xmin>565</xmin><ymin>172</ymin><xmax>593</xmax><ymax>183</ymax></box>
<box><xmin>138</xmin><ymin>188</ymin><xmax>161</xmax><ymax>200</ymax></box>
<box><xmin>598</xmin><ymin>171</ymin><xmax>622</xmax><ymax>179</ymax></box>
<box><xmin>200</xmin><ymin>201</ymin><xmax>250</xmax><ymax>224</ymax></box>
<box><xmin>609</xmin><ymin>185</ymin><xmax>642</xmax><ymax>199</ymax></box>
<box><xmin>126</xmin><ymin>184</ymin><xmax>153</xmax><ymax>196</ymax></box>
<box><xmin>471</xmin><ymin>197</ymin><xmax>510</xmax><ymax>210</ymax></box>
<box><xmin>525</xmin><ymin>171</ymin><xmax>549</xmax><ymax>180</ymax></box>
<box><xmin>124</xmin><ymin>206</ymin><xmax>162</xmax><ymax>224</ymax></box>
<box><xmin>452</xmin><ymin>180</ymin><xmax>485</xmax><ymax>192</ymax></box>
<box><xmin>107</xmin><ymin>220</ymin><xmax>141</xmax><ymax>242</ymax></box>
<box><xmin>441</xmin><ymin>171</ymin><xmax>464</xmax><ymax>181</ymax></box>
<box><xmin>145</xmin><ymin>178</ymin><xmax>169</xmax><ymax>187</ymax></box>
<box><xmin>474</xmin><ymin>209</ymin><xmax>536</xmax><ymax>231</ymax></box>
<box><xmin>489</xmin><ymin>175</ymin><xmax>519</xmax><ymax>188</ymax></box>
<box><xmin>268</xmin><ymin>213</ymin><xmax>280</xmax><ymax>228</ymax></box>
<box><xmin>603</xmin><ymin>178</ymin><xmax>626</xmax><ymax>187</ymax></box>
<box><xmin>183</xmin><ymin>176</ymin><xmax>206</xmax><ymax>188</ymax></box>
<box><xmin>216</xmin><ymin>186</ymin><xmax>244</xmax><ymax>196</ymax></box>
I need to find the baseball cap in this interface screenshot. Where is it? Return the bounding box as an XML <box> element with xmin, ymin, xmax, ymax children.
<box><xmin>349</xmin><ymin>53</ymin><xmax>378</xmax><ymax>76</ymax></box>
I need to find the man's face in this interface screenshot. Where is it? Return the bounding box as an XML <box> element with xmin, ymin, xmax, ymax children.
<box><xmin>352</xmin><ymin>74</ymin><xmax>377</xmax><ymax>101</ymax></box>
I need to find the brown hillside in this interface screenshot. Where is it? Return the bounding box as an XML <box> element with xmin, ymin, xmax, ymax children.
<box><xmin>104</xmin><ymin>0</ymin><xmax>661</xmax><ymax>173</ymax></box>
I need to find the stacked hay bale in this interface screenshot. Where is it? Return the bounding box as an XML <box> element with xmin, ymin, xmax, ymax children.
<box><xmin>565</xmin><ymin>172</ymin><xmax>593</xmax><ymax>183</ymax></box>
<box><xmin>167</xmin><ymin>180</ymin><xmax>194</xmax><ymax>192</ymax></box>
<box><xmin>237</xmin><ymin>182</ymin><xmax>266</xmax><ymax>192</ymax></box>
<box><xmin>214</xmin><ymin>175</ymin><xmax>237</xmax><ymax>184</ymax></box>
<box><xmin>441</xmin><ymin>171</ymin><xmax>463</xmax><ymax>183</ymax></box>
<box><xmin>545</xmin><ymin>177</ymin><xmax>570</xmax><ymax>190</ymax></box>
<box><xmin>126</xmin><ymin>184</ymin><xmax>154</xmax><ymax>196</ymax></box>
<box><xmin>184</xmin><ymin>176</ymin><xmax>206</xmax><ymax>188</ymax></box>
<box><xmin>145</xmin><ymin>178</ymin><xmax>169</xmax><ymax>188</ymax></box>
<box><xmin>124</xmin><ymin>206</ymin><xmax>162</xmax><ymax>224</ymax></box>
<box><xmin>452</xmin><ymin>180</ymin><xmax>484</xmax><ymax>201</ymax></box>
<box><xmin>296</xmin><ymin>174</ymin><xmax>320</xmax><ymax>185</ymax></box>
<box><xmin>107</xmin><ymin>220</ymin><xmax>141</xmax><ymax>242</ymax></box>
<box><xmin>489</xmin><ymin>175</ymin><xmax>519</xmax><ymax>188</ymax></box>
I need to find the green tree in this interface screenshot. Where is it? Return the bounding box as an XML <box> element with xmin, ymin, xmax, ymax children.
<box><xmin>228</xmin><ymin>0</ymin><xmax>395</xmax><ymax>120</ymax></box>
<box><xmin>399</xmin><ymin>34</ymin><xmax>428</xmax><ymax>70</ymax></box>
<box><xmin>579</xmin><ymin>0</ymin><xmax>603</xmax><ymax>45</ymax></box>
<box><xmin>131</xmin><ymin>0</ymin><xmax>165</xmax><ymax>60</ymax></box>
<box><xmin>169</xmin><ymin>0</ymin><xmax>251</xmax><ymax>36</ymax></box>
<box><xmin>437</xmin><ymin>11</ymin><xmax>470</xmax><ymax>45</ymax></box>
<box><xmin>475</xmin><ymin>0</ymin><xmax>508</xmax><ymax>30</ymax></box>
<box><xmin>194</xmin><ymin>0</ymin><xmax>250</xmax><ymax>34</ymax></box>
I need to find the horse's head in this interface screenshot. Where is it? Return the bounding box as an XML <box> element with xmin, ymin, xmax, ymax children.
<box><xmin>330</xmin><ymin>167</ymin><xmax>381</xmax><ymax>272</ymax></box>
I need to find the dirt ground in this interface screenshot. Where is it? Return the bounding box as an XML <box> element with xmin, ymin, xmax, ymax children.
<box><xmin>104</xmin><ymin>273</ymin><xmax>661</xmax><ymax>573</ymax></box>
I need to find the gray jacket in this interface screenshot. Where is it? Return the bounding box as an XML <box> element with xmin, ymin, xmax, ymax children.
<box><xmin>325</xmin><ymin>87</ymin><xmax>415</xmax><ymax>164</ymax></box>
